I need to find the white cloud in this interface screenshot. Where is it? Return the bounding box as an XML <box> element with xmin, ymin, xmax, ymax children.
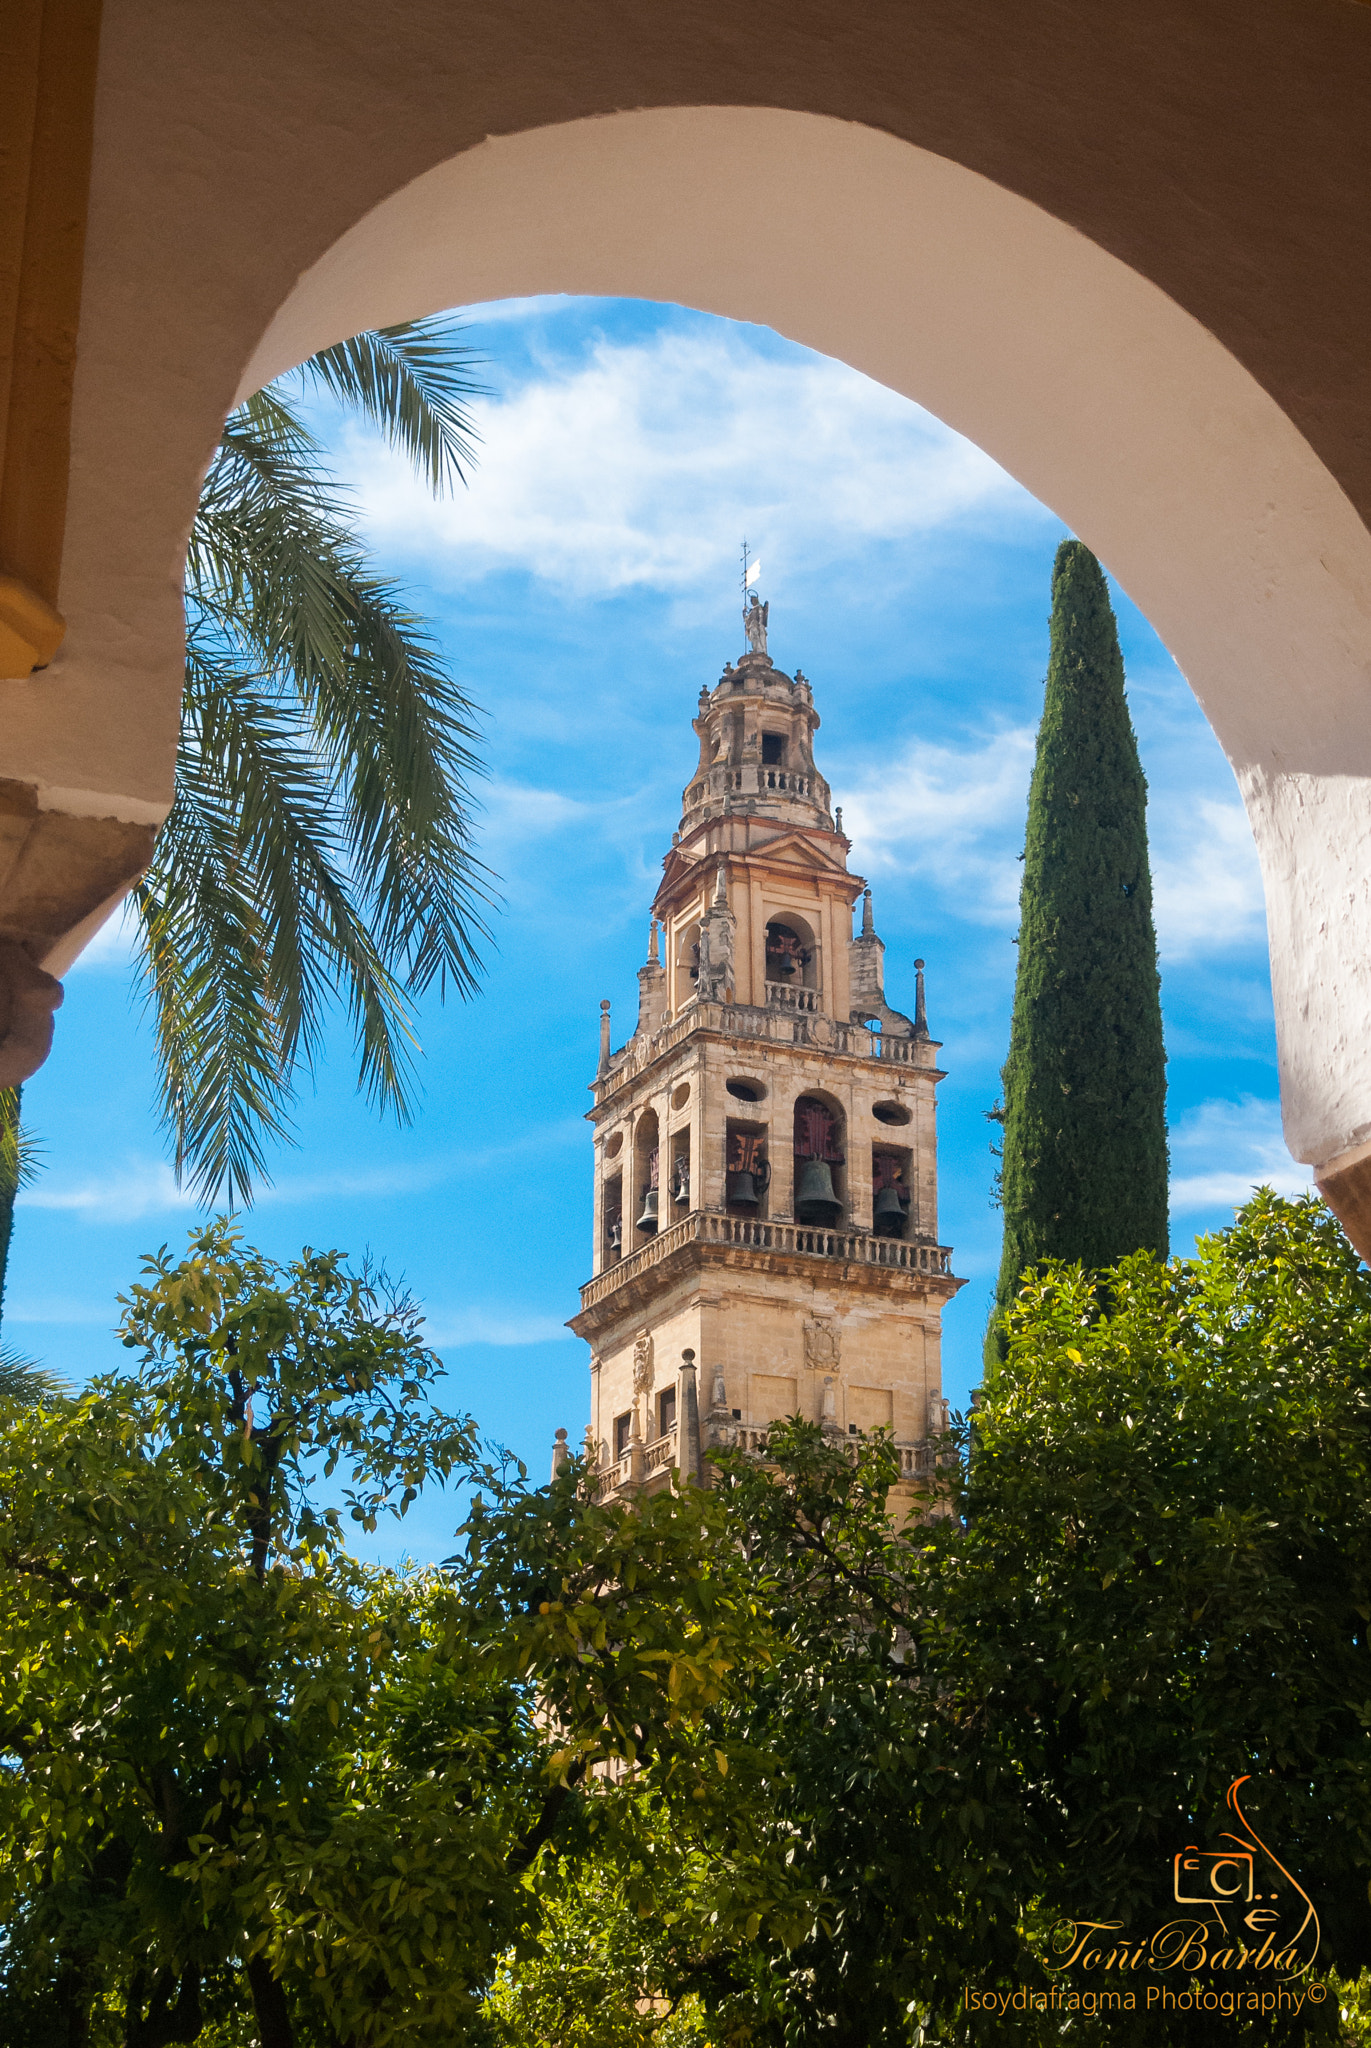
<box><xmin>342</xmin><ymin>325</ymin><xmax>1036</xmax><ymax>597</ymax></box>
<box><xmin>3</xmin><ymin>1296</ymin><xmax>119</xmax><ymax>1327</ymax></box>
<box><xmin>1150</xmin><ymin>795</ymin><xmax>1266</xmax><ymax>963</ymax></box>
<box><xmin>23</xmin><ymin>1158</ymin><xmax>195</xmax><ymax>1223</ymax></box>
<box><xmin>1168</xmin><ymin>1096</ymin><xmax>1312</xmax><ymax>1215</ymax></box>
<box><xmin>837</xmin><ymin>727</ymin><xmax>1036</xmax><ymax>922</ymax></box>
<box><xmin>481</xmin><ymin>779</ymin><xmax>593</xmax><ymax>844</ymax></box>
<box><xmin>18</xmin><ymin>1122</ymin><xmax>585</xmax><ymax>1225</ymax></box>
<box><xmin>66</xmin><ymin>899</ymin><xmax>139</xmax><ymax>976</ymax></box>
<box><xmin>423</xmin><ymin>1307</ymin><xmax>575</xmax><ymax>1348</ymax></box>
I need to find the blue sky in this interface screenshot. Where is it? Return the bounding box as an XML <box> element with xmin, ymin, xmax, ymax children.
<box><xmin>7</xmin><ymin>296</ymin><xmax>1307</xmax><ymax>1562</ymax></box>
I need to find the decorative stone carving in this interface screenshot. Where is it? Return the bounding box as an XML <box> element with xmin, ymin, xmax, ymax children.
<box><xmin>633</xmin><ymin>1329</ymin><xmax>654</xmax><ymax>1394</ymax></box>
<box><xmin>696</xmin><ymin>864</ymin><xmax>735</xmax><ymax>1001</ymax></box>
<box><xmin>822</xmin><ymin>1375</ymin><xmax>837</xmax><ymax>1419</ymax></box>
<box><xmin>743</xmin><ymin>589</ymin><xmax>769</xmax><ymax>656</ymax></box>
<box><xmin>804</xmin><ymin>1315</ymin><xmax>840</xmax><ymax>1376</ymax></box>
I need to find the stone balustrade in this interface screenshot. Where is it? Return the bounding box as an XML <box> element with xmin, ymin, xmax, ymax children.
<box><xmin>590</xmin><ymin>1418</ymin><xmax>938</xmax><ymax>1497</ymax></box>
<box><xmin>599</xmin><ymin>996</ymin><xmax>935</xmax><ymax>1098</ymax></box>
<box><xmin>764</xmin><ymin>980</ymin><xmax>820</xmax><ymax>1011</ymax></box>
<box><xmin>580</xmin><ymin>1206</ymin><xmax>953</xmax><ymax>1311</ymax></box>
<box><xmin>685</xmin><ymin>765</ymin><xmax>816</xmax><ymax>809</ymax></box>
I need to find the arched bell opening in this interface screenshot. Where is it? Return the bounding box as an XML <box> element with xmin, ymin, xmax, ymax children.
<box><xmin>793</xmin><ymin>1093</ymin><xmax>846</xmax><ymax>1227</ymax></box>
<box><xmin>871</xmin><ymin>1144</ymin><xmax>914</xmax><ymax>1239</ymax></box>
<box><xmin>765</xmin><ymin>913</ymin><xmax>819</xmax><ymax>1001</ymax></box>
<box><xmin>632</xmin><ymin>1108</ymin><xmax>660</xmax><ymax>1241</ymax></box>
<box><xmin>667</xmin><ymin>1125</ymin><xmax>692</xmax><ymax>1212</ymax></box>
<box><xmin>726</xmin><ymin>1116</ymin><xmax>770</xmax><ymax>1219</ymax></box>
<box><xmin>675</xmin><ymin>918</ymin><xmax>702</xmax><ymax>1014</ymax></box>
<box><xmin>602</xmin><ymin>1168</ymin><xmax>624</xmax><ymax>1263</ymax></box>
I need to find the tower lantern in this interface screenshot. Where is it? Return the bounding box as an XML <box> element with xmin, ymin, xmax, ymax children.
<box><xmin>569</xmin><ymin>592</ymin><xmax>963</xmax><ymax>1499</ymax></box>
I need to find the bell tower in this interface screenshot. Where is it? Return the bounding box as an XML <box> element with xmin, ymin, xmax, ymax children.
<box><xmin>568</xmin><ymin>590</ymin><xmax>963</xmax><ymax>1497</ymax></box>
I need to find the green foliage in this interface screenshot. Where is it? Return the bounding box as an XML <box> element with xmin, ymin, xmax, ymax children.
<box><xmin>139</xmin><ymin>318</ymin><xmax>496</xmax><ymax>1205</ymax></box>
<box><xmin>992</xmin><ymin>540</ymin><xmax>1167</xmax><ymax>1364</ymax></box>
<box><xmin>966</xmin><ymin>1192</ymin><xmax>1371</xmax><ymax>1971</ymax></box>
<box><xmin>0</xmin><ymin>1225</ymin><xmax>786</xmax><ymax>2048</ymax></box>
<box><xmin>708</xmin><ymin>1194</ymin><xmax>1371</xmax><ymax>2043</ymax></box>
<box><xmin>0</xmin><ymin>1079</ymin><xmax>62</xmax><ymax>1390</ymax></box>
<box><xmin>483</xmin><ymin>1812</ymin><xmax>726</xmax><ymax>2048</ymax></box>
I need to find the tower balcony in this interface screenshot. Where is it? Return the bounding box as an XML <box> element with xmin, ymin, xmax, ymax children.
<box><xmin>571</xmin><ymin>1205</ymin><xmax>958</xmax><ymax>1340</ymax></box>
<box><xmin>589</xmin><ymin>1413</ymin><xmax>940</xmax><ymax>1501</ymax></box>
<box><xmin>596</xmin><ymin>995</ymin><xmax>940</xmax><ymax>1106</ymax></box>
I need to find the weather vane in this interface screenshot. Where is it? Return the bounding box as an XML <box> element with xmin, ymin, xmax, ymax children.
<box><xmin>741</xmin><ymin>538</ymin><xmax>761</xmax><ymax>598</ymax></box>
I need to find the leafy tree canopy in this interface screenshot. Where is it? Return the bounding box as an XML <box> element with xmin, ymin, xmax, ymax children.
<box><xmin>708</xmin><ymin>1193</ymin><xmax>1371</xmax><ymax>2044</ymax></box>
<box><xmin>0</xmin><ymin>1225</ymin><xmax>790</xmax><ymax>2048</ymax></box>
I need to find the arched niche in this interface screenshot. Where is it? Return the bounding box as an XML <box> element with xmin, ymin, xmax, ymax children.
<box><xmin>631</xmin><ymin>1106</ymin><xmax>660</xmax><ymax>1243</ymax></box>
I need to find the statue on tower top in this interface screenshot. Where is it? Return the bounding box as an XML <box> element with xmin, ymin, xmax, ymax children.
<box><xmin>743</xmin><ymin>588</ymin><xmax>769</xmax><ymax>657</ymax></box>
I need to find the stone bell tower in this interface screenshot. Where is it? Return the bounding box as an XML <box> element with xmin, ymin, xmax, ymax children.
<box><xmin>567</xmin><ymin>589</ymin><xmax>963</xmax><ymax>1497</ymax></box>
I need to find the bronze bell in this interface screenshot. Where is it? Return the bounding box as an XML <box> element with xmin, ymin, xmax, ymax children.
<box><xmin>795</xmin><ymin>1157</ymin><xmax>842</xmax><ymax>1226</ymax></box>
<box><xmin>607</xmin><ymin>1216</ymin><xmax>623</xmax><ymax>1253</ymax></box>
<box><xmin>635</xmin><ymin>1186</ymin><xmax>659</xmax><ymax>1234</ymax></box>
<box><xmin>872</xmin><ymin>1184</ymin><xmax>907</xmax><ymax>1236</ymax></box>
<box><xmin>728</xmin><ymin>1170</ymin><xmax>761</xmax><ymax>1210</ymax></box>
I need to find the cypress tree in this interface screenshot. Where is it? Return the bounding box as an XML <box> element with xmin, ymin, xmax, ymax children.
<box><xmin>989</xmin><ymin>541</ymin><xmax>1167</xmax><ymax>1363</ymax></box>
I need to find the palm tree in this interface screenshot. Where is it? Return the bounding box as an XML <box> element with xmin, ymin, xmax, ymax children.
<box><xmin>0</xmin><ymin>319</ymin><xmax>496</xmax><ymax>1331</ymax></box>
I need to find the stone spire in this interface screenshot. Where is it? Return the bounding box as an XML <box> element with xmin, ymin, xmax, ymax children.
<box><xmin>636</xmin><ymin>918</ymin><xmax>666</xmax><ymax>1036</ymax></box>
<box><xmin>913</xmin><ymin>957</ymin><xmax>930</xmax><ymax>1040</ymax></box>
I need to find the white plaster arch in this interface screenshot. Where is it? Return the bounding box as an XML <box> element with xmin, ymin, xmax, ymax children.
<box><xmin>233</xmin><ymin>107</ymin><xmax>1371</xmax><ymax>1171</ymax></box>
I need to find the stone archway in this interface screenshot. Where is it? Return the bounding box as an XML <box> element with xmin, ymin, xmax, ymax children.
<box><xmin>5</xmin><ymin>4</ymin><xmax>1371</xmax><ymax>1240</ymax></box>
<box><xmin>237</xmin><ymin>109</ymin><xmax>1371</xmax><ymax>1230</ymax></box>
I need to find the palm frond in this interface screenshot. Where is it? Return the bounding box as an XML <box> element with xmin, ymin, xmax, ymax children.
<box><xmin>296</xmin><ymin>317</ymin><xmax>485</xmax><ymax>495</ymax></box>
<box><xmin>0</xmin><ymin>1086</ymin><xmax>43</xmax><ymax>1195</ymax></box>
<box><xmin>154</xmin><ymin>321</ymin><xmax>498</xmax><ymax>1205</ymax></box>
<box><xmin>0</xmin><ymin>1346</ymin><xmax>67</xmax><ymax>1406</ymax></box>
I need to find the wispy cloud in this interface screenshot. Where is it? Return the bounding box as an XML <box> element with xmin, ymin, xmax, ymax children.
<box><xmin>481</xmin><ymin>779</ymin><xmax>593</xmax><ymax>845</ymax></box>
<box><xmin>423</xmin><ymin>1307</ymin><xmax>575</xmax><ymax>1349</ymax></box>
<box><xmin>23</xmin><ymin>1159</ymin><xmax>195</xmax><ymax>1224</ymax></box>
<box><xmin>18</xmin><ymin>1123</ymin><xmax>585</xmax><ymax>1226</ymax></box>
<box><xmin>1169</xmin><ymin>1095</ymin><xmax>1311</xmax><ymax>1215</ymax></box>
<box><xmin>342</xmin><ymin>324</ymin><xmax>1038</xmax><ymax>598</ymax></box>
<box><xmin>838</xmin><ymin>727</ymin><xmax>1035</xmax><ymax>923</ymax></box>
<box><xmin>1150</xmin><ymin>795</ymin><xmax>1266</xmax><ymax>963</ymax></box>
<box><xmin>3</xmin><ymin>1296</ymin><xmax>120</xmax><ymax>1327</ymax></box>
<box><xmin>66</xmin><ymin>900</ymin><xmax>138</xmax><ymax>976</ymax></box>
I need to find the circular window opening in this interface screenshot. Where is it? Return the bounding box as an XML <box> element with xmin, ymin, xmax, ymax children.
<box><xmin>872</xmin><ymin>1100</ymin><xmax>912</xmax><ymax>1126</ymax></box>
<box><xmin>727</xmin><ymin>1077</ymin><xmax>766</xmax><ymax>1103</ymax></box>
<box><xmin>605</xmin><ymin>1131</ymin><xmax>624</xmax><ymax>1157</ymax></box>
<box><xmin>671</xmin><ymin>1082</ymin><xmax>691</xmax><ymax>1110</ymax></box>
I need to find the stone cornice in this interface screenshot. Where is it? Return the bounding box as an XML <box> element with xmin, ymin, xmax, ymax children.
<box><xmin>568</xmin><ymin>1207</ymin><xmax>962</xmax><ymax>1342</ymax></box>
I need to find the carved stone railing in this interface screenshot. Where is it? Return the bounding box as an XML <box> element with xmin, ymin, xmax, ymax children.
<box><xmin>599</xmin><ymin>999</ymin><xmax>937</xmax><ymax>1099</ymax></box>
<box><xmin>579</xmin><ymin>1208</ymin><xmax>953</xmax><ymax>1311</ymax></box>
<box><xmin>642</xmin><ymin>1430</ymin><xmax>678</xmax><ymax>1475</ymax></box>
<box><xmin>764</xmin><ymin>980</ymin><xmax>819</xmax><ymax>1011</ymax></box>
<box><xmin>592</xmin><ymin>1424</ymin><xmax>937</xmax><ymax>1496</ymax></box>
<box><xmin>685</xmin><ymin>765</ymin><xmax>818</xmax><ymax>811</ymax></box>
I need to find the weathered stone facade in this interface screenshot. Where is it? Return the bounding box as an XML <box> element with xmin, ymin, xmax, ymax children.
<box><xmin>567</xmin><ymin>605</ymin><xmax>963</xmax><ymax>1498</ymax></box>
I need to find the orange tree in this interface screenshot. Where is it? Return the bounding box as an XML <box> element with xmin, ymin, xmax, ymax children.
<box><xmin>707</xmin><ymin>1194</ymin><xmax>1371</xmax><ymax>2046</ymax></box>
<box><xmin>0</xmin><ymin>1224</ymin><xmax>790</xmax><ymax>2048</ymax></box>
